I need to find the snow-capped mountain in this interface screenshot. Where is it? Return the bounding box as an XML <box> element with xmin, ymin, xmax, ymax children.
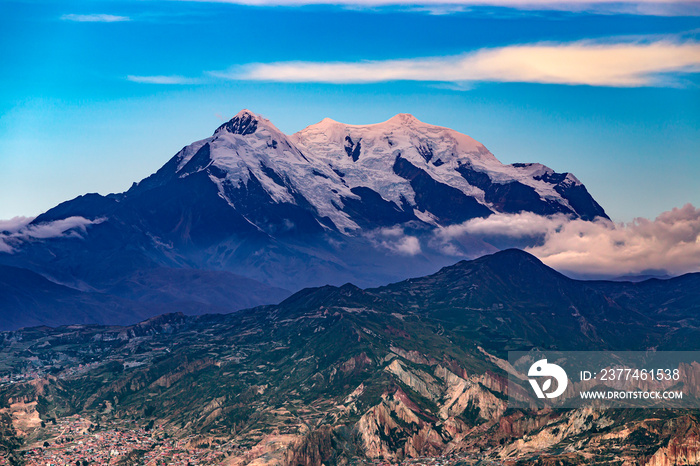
<box><xmin>128</xmin><ymin>109</ymin><xmax>606</xmax><ymax>236</ymax></box>
<box><xmin>0</xmin><ymin>110</ymin><xmax>608</xmax><ymax>327</ymax></box>
<box><xmin>293</xmin><ymin>112</ymin><xmax>605</xmax><ymax>224</ymax></box>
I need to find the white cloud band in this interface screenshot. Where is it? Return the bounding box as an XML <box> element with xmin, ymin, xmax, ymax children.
<box><xmin>225</xmin><ymin>40</ymin><xmax>700</xmax><ymax>87</ymax></box>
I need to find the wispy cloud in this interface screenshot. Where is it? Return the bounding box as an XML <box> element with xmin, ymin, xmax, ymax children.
<box><xmin>177</xmin><ymin>0</ymin><xmax>693</xmax><ymax>6</ymax></box>
<box><xmin>126</xmin><ymin>75</ymin><xmax>202</xmax><ymax>85</ymax></box>
<box><xmin>61</xmin><ymin>14</ymin><xmax>131</xmax><ymax>22</ymax></box>
<box><xmin>435</xmin><ymin>205</ymin><xmax>700</xmax><ymax>276</ymax></box>
<box><xmin>0</xmin><ymin>217</ymin><xmax>103</xmax><ymax>253</ymax></box>
<box><xmin>175</xmin><ymin>0</ymin><xmax>700</xmax><ymax>16</ymax></box>
<box><xmin>220</xmin><ymin>40</ymin><xmax>700</xmax><ymax>87</ymax></box>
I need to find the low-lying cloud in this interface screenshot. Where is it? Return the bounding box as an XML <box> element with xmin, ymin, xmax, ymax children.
<box><xmin>438</xmin><ymin>211</ymin><xmax>571</xmax><ymax>239</ymax></box>
<box><xmin>0</xmin><ymin>216</ymin><xmax>34</xmax><ymax>235</ymax></box>
<box><xmin>437</xmin><ymin>205</ymin><xmax>700</xmax><ymax>277</ymax></box>
<box><xmin>228</xmin><ymin>40</ymin><xmax>700</xmax><ymax>87</ymax></box>
<box><xmin>368</xmin><ymin>226</ymin><xmax>422</xmax><ymax>255</ymax></box>
<box><xmin>0</xmin><ymin>217</ymin><xmax>103</xmax><ymax>253</ymax></box>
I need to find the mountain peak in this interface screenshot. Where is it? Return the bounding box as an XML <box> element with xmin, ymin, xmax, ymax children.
<box><xmin>300</xmin><ymin>116</ymin><xmax>345</xmax><ymax>133</ymax></box>
<box><xmin>483</xmin><ymin>248</ymin><xmax>547</xmax><ymax>266</ymax></box>
<box><xmin>214</xmin><ymin>109</ymin><xmax>276</xmax><ymax>136</ymax></box>
<box><xmin>319</xmin><ymin>117</ymin><xmax>339</xmax><ymax>125</ymax></box>
<box><xmin>405</xmin><ymin>249</ymin><xmax>564</xmax><ymax>288</ymax></box>
<box><xmin>297</xmin><ymin>113</ymin><xmax>426</xmax><ymax>136</ymax></box>
<box><xmin>237</xmin><ymin>108</ymin><xmax>256</xmax><ymax>117</ymax></box>
<box><xmin>466</xmin><ymin>248</ymin><xmax>566</xmax><ymax>279</ymax></box>
<box><xmin>386</xmin><ymin>113</ymin><xmax>420</xmax><ymax>124</ymax></box>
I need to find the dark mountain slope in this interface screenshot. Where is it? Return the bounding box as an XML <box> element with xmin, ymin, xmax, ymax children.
<box><xmin>0</xmin><ymin>265</ymin><xmax>154</xmax><ymax>329</ymax></box>
<box><xmin>371</xmin><ymin>249</ymin><xmax>700</xmax><ymax>352</ymax></box>
<box><xmin>0</xmin><ymin>264</ymin><xmax>290</xmax><ymax>331</ymax></box>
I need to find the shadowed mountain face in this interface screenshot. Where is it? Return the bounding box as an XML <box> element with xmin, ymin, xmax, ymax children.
<box><xmin>0</xmin><ymin>250</ymin><xmax>698</xmax><ymax>465</ymax></box>
<box><xmin>0</xmin><ymin>111</ymin><xmax>608</xmax><ymax>328</ymax></box>
<box><xmin>0</xmin><ymin>265</ymin><xmax>153</xmax><ymax>329</ymax></box>
<box><xmin>0</xmin><ymin>264</ymin><xmax>290</xmax><ymax>331</ymax></box>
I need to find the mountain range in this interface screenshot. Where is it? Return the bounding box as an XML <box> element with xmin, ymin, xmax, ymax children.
<box><xmin>1</xmin><ymin>250</ymin><xmax>698</xmax><ymax>465</ymax></box>
<box><xmin>0</xmin><ymin>111</ymin><xmax>608</xmax><ymax>330</ymax></box>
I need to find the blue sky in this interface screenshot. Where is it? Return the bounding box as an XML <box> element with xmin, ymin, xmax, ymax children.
<box><xmin>1</xmin><ymin>0</ymin><xmax>698</xmax><ymax>222</ymax></box>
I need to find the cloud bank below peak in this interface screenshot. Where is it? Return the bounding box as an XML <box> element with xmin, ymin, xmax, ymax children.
<box><xmin>224</xmin><ymin>40</ymin><xmax>700</xmax><ymax>87</ymax></box>
<box><xmin>436</xmin><ymin>204</ymin><xmax>700</xmax><ymax>277</ymax></box>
